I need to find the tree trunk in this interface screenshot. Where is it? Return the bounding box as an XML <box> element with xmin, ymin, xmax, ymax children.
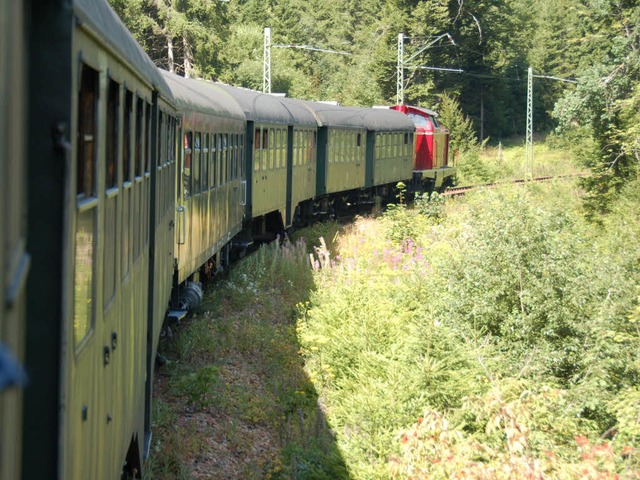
<box><xmin>167</xmin><ymin>35</ymin><xmax>175</xmax><ymax>73</ymax></box>
<box><xmin>183</xmin><ymin>35</ymin><xmax>193</xmax><ymax>78</ymax></box>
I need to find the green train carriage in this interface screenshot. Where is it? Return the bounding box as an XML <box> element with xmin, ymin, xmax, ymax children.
<box><xmin>161</xmin><ymin>71</ymin><xmax>246</xmax><ymax>286</ymax></box>
<box><xmin>292</xmin><ymin>101</ymin><xmax>416</xmax><ymax>208</ymax></box>
<box><xmin>21</xmin><ymin>0</ymin><xmax>178</xmax><ymax>478</ymax></box>
<box><xmin>214</xmin><ymin>84</ymin><xmax>318</xmax><ymax>233</ymax></box>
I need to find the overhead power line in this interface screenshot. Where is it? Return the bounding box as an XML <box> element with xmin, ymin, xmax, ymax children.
<box><xmin>272</xmin><ymin>44</ymin><xmax>351</xmax><ymax>55</ymax></box>
<box><xmin>532</xmin><ymin>74</ymin><xmax>577</xmax><ymax>84</ymax></box>
<box><xmin>406</xmin><ymin>66</ymin><xmax>464</xmax><ymax>73</ymax></box>
<box><xmin>263</xmin><ymin>27</ymin><xmax>353</xmax><ymax>93</ymax></box>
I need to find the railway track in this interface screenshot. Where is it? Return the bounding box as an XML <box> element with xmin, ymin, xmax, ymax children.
<box><xmin>442</xmin><ymin>173</ymin><xmax>587</xmax><ymax>197</ymax></box>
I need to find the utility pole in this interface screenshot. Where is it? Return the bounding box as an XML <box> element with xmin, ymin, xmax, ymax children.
<box><xmin>263</xmin><ymin>27</ymin><xmax>350</xmax><ymax>94</ymax></box>
<box><xmin>396</xmin><ymin>33</ymin><xmax>458</xmax><ymax>106</ymax></box>
<box><xmin>397</xmin><ymin>33</ymin><xmax>404</xmax><ymax>105</ymax></box>
<box><xmin>526</xmin><ymin>67</ymin><xmax>533</xmax><ymax>178</ymax></box>
<box><xmin>263</xmin><ymin>27</ymin><xmax>271</xmax><ymax>94</ymax></box>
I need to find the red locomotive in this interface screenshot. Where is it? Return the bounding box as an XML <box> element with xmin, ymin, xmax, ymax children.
<box><xmin>390</xmin><ymin>104</ymin><xmax>455</xmax><ymax>190</ymax></box>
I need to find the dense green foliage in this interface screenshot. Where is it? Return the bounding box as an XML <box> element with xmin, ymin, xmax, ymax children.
<box><xmin>298</xmin><ymin>179</ymin><xmax>640</xmax><ymax>478</ymax></box>
<box><xmin>110</xmin><ymin>0</ymin><xmax>639</xmax><ymax>211</ymax></box>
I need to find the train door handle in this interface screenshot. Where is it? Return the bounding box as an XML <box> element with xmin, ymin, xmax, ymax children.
<box><xmin>177</xmin><ymin>205</ymin><xmax>186</xmax><ymax>245</ymax></box>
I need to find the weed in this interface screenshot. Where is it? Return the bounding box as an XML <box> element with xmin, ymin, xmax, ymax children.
<box><xmin>171</xmin><ymin>365</ymin><xmax>221</xmax><ymax>411</ymax></box>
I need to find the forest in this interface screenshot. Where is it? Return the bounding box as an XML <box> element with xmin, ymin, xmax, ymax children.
<box><xmin>110</xmin><ymin>0</ymin><xmax>639</xmax><ymax>213</ymax></box>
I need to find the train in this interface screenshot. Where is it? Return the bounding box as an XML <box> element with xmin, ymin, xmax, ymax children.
<box><xmin>0</xmin><ymin>0</ymin><xmax>453</xmax><ymax>478</ymax></box>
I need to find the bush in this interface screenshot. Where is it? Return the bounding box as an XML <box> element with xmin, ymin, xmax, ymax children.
<box><xmin>299</xmin><ymin>180</ymin><xmax>640</xmax><ymax>479</ymax></box>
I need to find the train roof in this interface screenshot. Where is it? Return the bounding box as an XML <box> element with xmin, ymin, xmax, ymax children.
<box><xmin>74</xmin><ymin>0</ymin><xmax>173</xmax><ymax>100</ymax></box>
<box><xmin>160</xmin><ymin>70</ymin><xmax>245</xmax><ymax>120</ymax></box>
<box><xmin>293</xmin><ymin>100</ymin><xmax>416</xmax><ymax>132</ymax></box>
<box><xmin>210</xmin><ymin>84</ymin><xmax>317</xmax><ymax>127</ymax></box>
<box><xmin>391</xmin><ymin>104</ymin><xmax>439</xmax><ymax>118</ymax></box>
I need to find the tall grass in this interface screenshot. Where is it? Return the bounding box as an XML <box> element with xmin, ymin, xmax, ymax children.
<box><xmin>146</xmin><ymin>236</ymin><xmax>348</xmax><ymax>479</ymax></box>
<box><xmin>455</xmin><ymin>133</ymin><xmax>588</xmax><ymax>185</ymax></box>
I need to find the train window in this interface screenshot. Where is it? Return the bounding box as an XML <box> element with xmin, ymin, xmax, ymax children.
<box><xmin>183</xmin><ymin>132</ymin><xmax>192</xmax><ymax>198</ymax></box>
<box><xmin>253</xmin><ymin>130</ymin><xmax>260</xmax><ymax>171</ymax></box>
<box><xmin>206</xmin><ymin>134</ymin><xmax>214</xmax><ymax>188</ymax></box>
<box><xmin>352</xmin><ymin>133</ymin><xmax>356</xmax><ymax>162</ymax></box>
<box><xmin>193</xmin><ymin>132</ymin><xmax>201</xmax><ymax>194</ymax></box>
<box><xmin>332</xmin><ymin>131</ymin><xmax>337</xmax><ymax>163</ymax></box>
<box><xmin>430</xmin><ymin>116</ymin><xmax>440</xmax><ymax>128</ymax></box>
<box><xmin>293</xmin><ymin>131</ymin><xmax>298</xmax><ymax>166</ymax></box>
<box><xmin>386</xmin><ymin>134</ymin><xmax>390</xmax><ymax>159</ymax></box>
<box><xmin>214</xmin><ymin>134</ymin><xmax>220</xmax><ymax>186</ymax></box>
<box><xmin>300</xmin><ymin>130</ymin><xmax>305</xmax><ymax>165</ymax></box>
<box><xmin>227</xmin><ymin>134</ymin><xmax>233</xmax><ymax>181</ymax></box>
<box><xmin>408</xmin><ymin>113</ymin><xmax>428</xmax><ymax>127</ymax></box>
<box><xmin>357</xmin><ymin>133</ymin><xmax>362</xmax><ymax>148</ymax></box>
<box><xmin>260</xmin><ymin>129</ymin><xmax>267</xmax><ymax>171</ymax></box>
<box><xmin>279</xmin><ymin>129</ymin><xmax>285</xmax><ymax>169</ymax></box>
<box><xmin>343</xmin><ymin>131</ymin><xmax>348</xmax><ymax>163</ymax></box>
<box><xmin>228</xmin><ymin>134</ymin><xmax>233</xmax><ymax>180</ymax></box>
<box><xmin>234</xmin><ymin>134</ymin><xmax>239</xmax><ymax>179</ymax></box>
<box><xmin>273</xmin><ymin>130</ymin><xmax>278</xmax><ymax>166</ymax></box>
<box><xmin>345</xmin><ymin>132</ymin><xmax>349</xmax><ymax>162</ymax></box>
<box><xmin>240</xmin><ymin>134</ymin><xmax>244</xmax><ymax>177</ymax></box>
<box><xmin>232</xmin><ymin>134</ymin><xmax>236</xmax><ymax>180</ymax></box>
<box><xmin>166</xmin><ymin>117</ymin><xmax>172</xmax><ymax>167</ymax></box>
<box><xmin>105</xmin><ymin>86</ymin><xmax>124</xmax><ymax>306</ymax></box>
<box><xmin>135</xmin><ymin>98</ymin><xmax>143</xmax><ymax>177</ymax></box>
<box><xmin>216</xmin><ymin>134</ymin><xmax>221</xmax><ymax>185</ymax></box>
<box><xmin>202</xmin><ymin>133</ymin><xmax>209</xmax><ymax>190</ymax></box>
<box><xmin>74</xmin><ymin>63</ymin><xmax>99</xmax><ymax>347</ymax></box>
<box><xmin>123</xmin><ymin>90</ymin><xmax>133</xmax><ymax>182</ymax></box>
<box><xmin>222</xmin><ymin>134</ymin><xmax>228</xmax><ymax>183</ymax></box>
<box><xmin>106</xmin><ymin>80</ymin><xmax>119</xmax><ymax>189</ymax></box>
<box><xmin>77</xmin><ymin>64</ymin><xmax>98</xmax><ymax>199</ymax></box>
<box><xmin>346</xmin><ymin>132</ymin><xmax>350</xmax><ymax>162</ymax></box>
<box><xmin>157</xmin><ymin>112</ymin><xmax>164</xmax><ymax>168</ymax></box>
<box><xmin>235</xmin><ymin>134</ymin><xmax>240</xmax><ymax>178</ymax></box>
<box><xmin>210</xmin><ymin>134</ymin><xmax>216</xmax><ymax>188</ymax></box>
<box><xmin>267</xmin><ymin>129</ymin><xmax>273</xmax><ymax>170</ymax></box>
<box><xmin>144</xmin><ymin>103</ymin><xmax>151</xmax><ymax>173</ymax></box>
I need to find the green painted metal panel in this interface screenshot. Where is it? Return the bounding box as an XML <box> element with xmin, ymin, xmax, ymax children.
<box><xmin>365</xmin><ymin>131</ymin><xmax>375</xmax><ymax>188</ymax></box>
<box><xmin>316</xmin><ymin>127</ymin><xmax>328</xmax><ymax>195</ymax></box>
<box><xmin>22</xmin><ymin>1</ymin><xmax>73</xmax><ymax>478</ymax></box>
<box><xmin>244</xmin><ymin>121</ymin><xmax>254</xmax><ymax>221</ymax></box>
<box><xmin>286</xmin><ymin>126</ymin><xmax>293</xmax><ymax>226</ymax></box>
